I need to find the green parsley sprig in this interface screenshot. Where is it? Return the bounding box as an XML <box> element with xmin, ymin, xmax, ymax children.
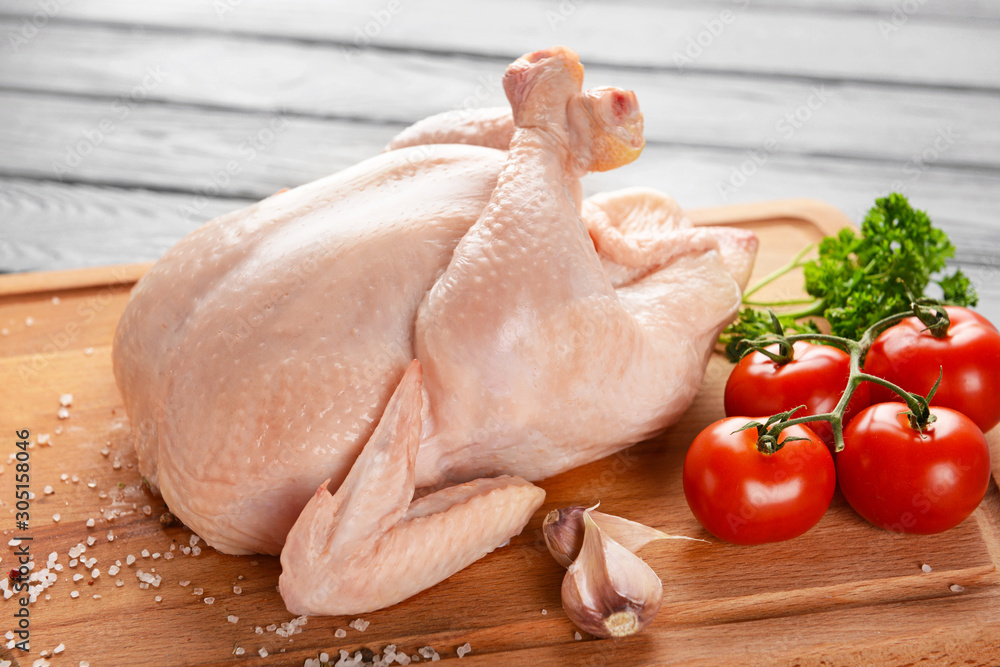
<box><xmin>720</xmin><ymin>193</ymin><xmax>978</xmax><ymax>361</ymax></box>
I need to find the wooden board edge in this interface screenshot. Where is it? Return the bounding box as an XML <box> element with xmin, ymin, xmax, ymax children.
<box><xmin>0</xmin><ymin>261</ymin><xmax>152</xmax><ymax>297</ymax></box>
<box><xmin>687</xmin><ymin>198</ymin><xmax>856</xmax><ymax>235</ymax></box>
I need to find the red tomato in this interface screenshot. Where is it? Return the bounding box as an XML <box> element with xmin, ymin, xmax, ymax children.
<box><xmin>864</xmin><ymin>306</ymin><xmax>1000</xmax><ymax>433</ymax></box>
<box><xmin>724</xmin><ymin>342</ymin><xmax>870</xmax><ymax>448</ymax></box>
<box><xmin>682</xmin><ymin>417</ymin><xmax>836</xmax><ymax>545</ymax></box>
<box><xmin>837</xmin><ymin>402</ymin><xmax>991</xmax><ymax>535</ymax></box>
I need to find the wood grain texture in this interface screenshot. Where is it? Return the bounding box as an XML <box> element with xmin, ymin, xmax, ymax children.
<box><xmin>3</xmin><ymin>99</ymin><xmax>998</xmax><ymax>264</ymax></box>
<box><xmin>1</xmin><ymin>203</ymin><xmax>999</xmax><ymax>666</ymax></box>
<box><xmin>3</xmin><ymin>21</ymin><xmax>1000</xmax><ymax>169</ymax></box>
<box><xmin>2</xmin><ymin>0</ymin><xmax>998</xmax><ymax>88</ymax></box>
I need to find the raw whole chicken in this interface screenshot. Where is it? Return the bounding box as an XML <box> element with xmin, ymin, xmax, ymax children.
<box><xmin>112</xmin><ymin>47</ymin><xmax>757</xmax><ymax>615</ymax></box>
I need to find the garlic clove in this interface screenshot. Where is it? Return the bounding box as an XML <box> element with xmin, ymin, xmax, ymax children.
<box><xmin>561</xmin><ymin>511</ymin><xmax>663</xmax><ymax>639</ymax></box>
<box><xmin>543</xmin><ymin>506</ymin><xmax>588</xmax><ymax>568</ymax></box>
<box><xmin>544</xmin><ymin>505</ymin><xmax>704</xmax><ymax>568</ymax></box>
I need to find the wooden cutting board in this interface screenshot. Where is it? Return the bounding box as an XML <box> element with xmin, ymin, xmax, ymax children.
<box><xmin>2</xmin><ymin>199</ymin><xmax>999</xmax><ymax>667</ymax></box>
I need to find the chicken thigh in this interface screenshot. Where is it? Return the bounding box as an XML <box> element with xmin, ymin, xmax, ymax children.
<box><xmin>113</xmin><ymin>47</ymin><xmax>757</xmax><ymax>612</ymax></box>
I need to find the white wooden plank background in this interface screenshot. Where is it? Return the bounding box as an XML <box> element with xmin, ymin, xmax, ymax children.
<box><xmin>0</xmin><ymin>0</ymin><xmax>998</xmax><ymax>326</ymax></box>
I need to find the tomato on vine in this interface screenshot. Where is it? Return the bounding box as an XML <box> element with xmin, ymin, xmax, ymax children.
<box><xmin>864</xmin><ymin>306</ymin><xmax>1000</xmax><ymax>433</ymax></box>
<box><xmin>682</xmin><ymin>416</ymin><xmax>835</xmax><ymax>545</ymax></box>
<box><xmin>836</xmin><ymin>402</ymin><xmax>991</xmax><ymax>534</ymax></box>
<box><xmin>724</xmin><ymin>341</ymin><xmax>870</xmax><ymax>449</ymax></box>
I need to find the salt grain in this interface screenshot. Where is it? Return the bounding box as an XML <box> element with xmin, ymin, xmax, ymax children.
<box><xmin>54</xmin><ymin>644</ymin><xmax>64</xmax><ymax>654</ymax></box>
<box><xmin>43</xmin><ymin>486</ymin><xmax>54</xmax><ymax>495</ymax></box>
<box><xmin>179</xmin><ymin>580</ymin><xmax>190</xmax><ymax>587</ymax></box>
<box><xmin>228</xmin><ymin>615</ymin><xmax>239</xmax><ymax>623</ymax></box>
<box><xmin>85</xmin><ymin>518</ymin><xmax>95</xmax><ymax>528</ymax></box>
<box><xmin>152</xmin><ymin>553</ymin><xmax>161</xmax><ymax>560</ymax></box>
<box><xmin>259</xmin><ymin>648</ymin><xmax>268</xmax><ymax>658</ymax></box>
<box><xmin>86</xmin><ymin>537</ymin><xmax>96</xmax><ymax>546</ymax></box>
<box><xmin>91</xmin><ymin>569</ymin><xmax>99</xmax><ymax>578</ymax></box>
<box><xmin>574</xmin><ymin>632</ymin><xmax>582</xmax><ymax>641</ymax></box>
<box><xmin>235</xmin><ymin>648</ymin><xmax>245</xmax><ymax>656</ymax></box>
<box><xmin>266</xmin><ymin>624</ymin><xmax>277</xmax><ymax>632</ymax></box>
<box><xmin>84</xmin><ymin>347</ymin><xmax>94</xmax><ymax>356</ymax></box>
<box><xmin>69</xmin><ymin>591</ymin><xmax>79</xmax><ymax>599</ymax></box>
<box><xmin>126</xmin><ymin>555</ymin><xmax>135</xmax><ymax>565</ymax></box>
<box><xmin>334</xmin><ymin>628</ymin><xmax>346</xmax><ymax>638</ymax></box>
<box><xmin>38</xmin><ymin>434</ymin><xmax>50</xmax><ymax>446</ymax></box>
<box><xmin>57</xmin><ymin>407</ymin><xmax>69</xmax><ymax>420</ymax></box>
<box><xmin>141</xmin><ymin>549</ymin><xmax>150</xmax><ymax>558</ymax></box>
<box><xmin>349</xmin><ymin>618</ymin><xmax>370</xmax><ymax>632</ymax></box>
<box><xmin>25</xmin><ymin>317</ymin><xmax>34</xmax><ymax>327</ymax></box>
<box><xmin>204</xmin><ymin>597</ymin><xmax>215</xmax><ymax>605</ymax></box>
<box><xmin>154</xmin><ymin>596</ymin><xmax>162</xmax><ymax>602</ymax></box>
<box><xmin>255</xmin><ymin>627</ymin><xmax>263</xmax><ymax>635</ymax></box>
<box><xmin>72</xmin><ymin>574</ymin><xmax>83</xmax><ymax>582</ymax></box>
<box><xmin>456</xmin><ymin>643</ymin><xmax>471</xmax><ymax>658</ymax></box>
<box><xmin>142</xmin><ymin>506</ymin><xmax>152</xmax><ymax>516</ymax></box>
<box><xmin>107</xmin><ymin>531</ymin><xmax>115</xmax><ymax>542</ymax></box>
<box><xmin>115</xmin><ymin>580</ymin><xmax>124</xmax><ymax>587</ymax></box>
<box><xmin>233</xmin><ymin>585</ymin><xmax>242</xmax><ymax>594</ymax></box>
<box><xmin>541</xmin><ymin>609</ymin><xmax>547</xmax><ymax>615</ymax></box>
<box><xmin>59</xmin><ymin>394</ymin><xmax>73</xmax><ymax>407</ymax></box>
<box><xmin>193</xmin><ymin>587</ymin><xmax>204</xmax><ymax>595</ymax></box>
<box><xmin>951</xmin><ymin>584</ymin><xmax>966</xmax><ymax>593</ymax></box>
<box><xmin>108</xmin><ymin>565</ymin><xmax>119</xmax><ymax>576</ymax></box>
<box><xmin>921</xmin><ymin>564</ymin><xmax>932</xmax><ymax>573</ymax></box>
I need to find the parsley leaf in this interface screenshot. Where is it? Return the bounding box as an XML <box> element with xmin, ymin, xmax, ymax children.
<box><xmin>720</xmin><ymin>193</ymin><xmax>977</xmax><ymax>355</ymax></box>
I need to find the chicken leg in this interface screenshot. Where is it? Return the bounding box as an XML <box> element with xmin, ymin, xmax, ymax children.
<box><xmin>412</xmin><ymin>47</ymin><xmax>751</xmax><ymax>488</ymax></box>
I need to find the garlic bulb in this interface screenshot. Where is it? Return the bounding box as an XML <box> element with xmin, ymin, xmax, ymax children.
<box><xmin>561</xmin><ymin>512</ymin><xmax>663</xmax><ymax>639</ymax></box>
<box><xmin>544</xmin><ymin>505</ymin><xmax>703</xmax><ymax>568</ymax></box>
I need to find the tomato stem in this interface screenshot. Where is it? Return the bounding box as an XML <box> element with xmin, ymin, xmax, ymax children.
<box><xmin>732</xmin><ymin>300</ymin><xmax>952</xmax><ymax>452</ymax></box>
